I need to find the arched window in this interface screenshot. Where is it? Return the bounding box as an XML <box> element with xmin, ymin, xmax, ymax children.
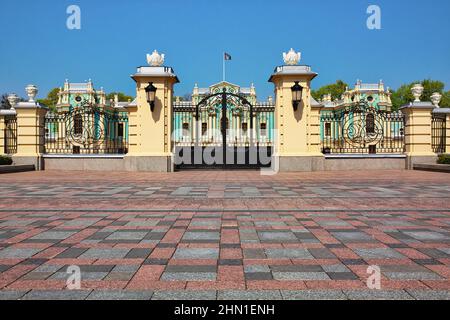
<box><xmin>182</xmin><ymin>123</ymin><xmax>189</xmax><ymax>136</ymax></box>
<box><xmin>366</xmin><ymin>113</ymin><xmax>375</xmax><ymax>134</ymax></box>
<box><xmin>74</xmin><ymin>114</ymin><xmax>83</xmax><ymax>135</ymax></box>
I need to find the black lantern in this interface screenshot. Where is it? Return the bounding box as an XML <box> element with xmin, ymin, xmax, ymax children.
<box><xmin>145</xmin><ymin>82</ymin><xmax>157</xmax><ymax>111</ymax></box>
<box><xmin>291</xmin><ymin>81</ymin><xmax>303</xmax><ymax>111</ymax></box>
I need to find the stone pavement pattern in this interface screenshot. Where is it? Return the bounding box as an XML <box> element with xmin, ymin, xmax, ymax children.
<box><xmin>0</xmin><ymin>170</ymin><xmax>449</xmax><ymax>300</ymax></box>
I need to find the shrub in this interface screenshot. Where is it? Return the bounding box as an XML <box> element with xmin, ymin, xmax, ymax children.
<box><xmin>0</xmin><ymin>155</ymin><xmax>13</xmax><ymax>165</ymax></box>
<box><xmin>437</xmin><ymin>154</ymin><xmax>450</xmax><ymax>165</ymax></box>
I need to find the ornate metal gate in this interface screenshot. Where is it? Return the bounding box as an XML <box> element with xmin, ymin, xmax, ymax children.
<box><xmin>4</xmin><ymin>115</ymin><xmax>17</xmax><ymax>154</ymax></box>
<box><xmin>44</xmin><ymin>102</ymin><xmax>128</xmax><ymax>154</ymax></box>
<box><xmin>172</xmin><ymin>88</ymin><xmax>274</xmax><ymax>169</ymax></box>
<box><xmin>432</xmin><ymin>113</ymin><xmax>446</xmax><ymax>154</ymax></box>
<box><xmin>321</xmin><ymin>100</ymin><xmax>405</xmax><ymax>154</ymax></box>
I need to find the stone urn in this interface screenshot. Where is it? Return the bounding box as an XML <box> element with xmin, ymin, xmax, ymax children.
<box><xmin>283</xmin><ymin>48</ymin><xmax>301</xmax><ymax>65</ymax></box>
<box><xmin>7</xmin><ymin>93</ymin><xmax>20</xmax><ymax>109</ymax></box>
<box><xmin>411</xmin><ymin>83</ymin><xmax>424</xmax><ymax>102</ymax></box>
<box><xmin>25</xmin><ymin>84</ymin><xmax>38</xmax><ymax>102</ymax></box>
<box><xmin>430</xmin><ymin>92</ymin><xmax>442</xmax><ymax>107</ymax></box>
<box><xmin>146</xmin><ymin>50</ymin><xmax>165</xmax><ymax>67</ymax></box>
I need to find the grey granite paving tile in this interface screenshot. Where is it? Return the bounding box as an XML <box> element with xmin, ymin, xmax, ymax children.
<box><xmin>79</xmin><ymin>248</ymin><xmax>130</xmax><ymax>259</ymax></box>
<box><xmin>244</xmin><ymin>265</ymin><xmax>270</xmax><ymax>273</ymax></box>
<box><xmin>161</xmin><ymin>272</ymin><xmax>216</xmax><ymax>281</ymax></box>
<box><xmin>152</xmin><ymin>290</ymin><xmax>217</xmax><ymax>300</ymax></box>
<box><xmin>22</xmin><ymin>290</ymin><xmax>92</xmax><ymax>300</ymax></box>
<box><xmin>264</xmin><ymin>248</ymin><xmax>313</xmax><ymax>259</ymax></box>
<box><xmin>344</xmin><ymin>290</ymin><xmax>414</xmax><ymax>300</ymax></box>
<box><xmin>0</xmin><ymin>291</ymin><xmax>28</xmax><ymax>300</ymax></box>
<box><xmin>273</xmin><ymin>272</ymin><xmax>330</xmax><ymax>280</ymax></box>
<box><xmin>106</xmin><ymin>232</ymin><xmax>148</xmax><ymax>241</ymax></box>
<box><xmin>173</xmin><ymin>248</ymin><xmax>219</xmax><ymax>259</ymax></box>
<box><xmin>384</xmin><ymin>272</ymin><xmax>442</xmax><ymax>280</ymax></box>
<box><xmin>355</xmin><ymin>248</ymin><xmax>406</xmax><ymax>259</ymax></box>
<box><xmin>406</xmin><ymin>290</ymin><xmax>450</xmax><ymax>300</ymax></box>
<box><xmin>87</xmin><ymin>290</ymin><xmax>153</xmax><ymax>300</ymax></box>
<box><xmin>218</xmin><ymin>290</ymin><xmax>282</xmax><ymax>300</ymax></box>
<box><xmin>281</xmin><ymin>290</ymin><xmax>347</xmax><ymax>300</ymax></box>
<box><xmin>0</xmin><ymin>248</ymin><xmax>41</xmax><ymax>259</ymax></box>
<box><xmin>31</xmin><ymin>231</ymin><xmax>77</xmax><ymax>240</ymax></box>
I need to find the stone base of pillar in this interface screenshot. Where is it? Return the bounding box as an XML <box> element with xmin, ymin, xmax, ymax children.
<box><xmin>12</xmin><ymin>155</ymin><xmax>43</xmax><ymax>170</ymax></box>
<box><xmin>405</xmin><ymin>154</ymin><xmax>438</xmax><ymax>170</ymax></box>
<box><xmin>277</xmin><ymin>155</ymin><xmax>325</xmax><ymax>172</ymax></box>
<box><xmin>124</xmin><ymin>155</ymin><xmax>173</xmax><ymax>172</ymax></box>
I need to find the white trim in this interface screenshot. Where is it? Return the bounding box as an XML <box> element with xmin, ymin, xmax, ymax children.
<box><xmin>43</xmin><ymin>154</ymin><xmax>124</xmax><ymax>159</ymax></box>
<box><xmin>325</xmin><ymin>154</ymin><xmax>406</xmax><ymax>159</ymax></box>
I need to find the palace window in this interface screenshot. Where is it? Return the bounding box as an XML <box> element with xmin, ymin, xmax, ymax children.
<box><xmin>260</xmin><ymin>123</ymin><xmax>267</xmax><ymax>136</ymax></box>
<box><xmin>241</xmin><ymin>122</ymin><xmax>248</xmax><ymax>133</ymax></box>
<box><xmin>366</xmin><ymin>113</ymin><xmax>375</xmax><ymax>134</ymax></box>
<box><xmin>202</xmin><ymin>122</ymin><xmax>207</xmax><ymax>136</ymax></box>
<box><xmin>117</xmin><ymin>123</ymin><xmax>124</xmax><ymax>138</ymax></box>
<box><xmin>74</xmin><ymin>114</ymin><xmax>83</xmax><ymax>135</ymax></box>
<box><xmin>325</xmin><ymin>123</ymin><xmax>331</xmax><ymax>137</ymax></box>
<box><xmin>182</xmin><ymin>123</ymin><xmax>189</xmax><ymax>136</ymax></box>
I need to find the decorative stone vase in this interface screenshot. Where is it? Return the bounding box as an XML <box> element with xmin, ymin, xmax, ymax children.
<box><xmin>7</xmin><ymin>93</ymin><xmax>19</xmax><ymax>109</ymax></box>
<box><xmin>411</xmin><ymin>84</ymin><xmax>424</xmax><ymax>102</ymax></box>
<box><xmin>430</xmin><ymin>92</ymin><xmax>442</xmax><ymax>107</ymax></box>
<box><xmin>146</xmin><ymin>50</ymin><xmax>165</xmax><ymax>67</ymax></box>
<box><xmin>282</xmin><ymin>48</ymin><xmax>301</xmax><ymax>65</ymax></box>
<box><xmin>25</xmin><ymin>84</ymin><xmax>38</xmax><ymax>102</ymax></box>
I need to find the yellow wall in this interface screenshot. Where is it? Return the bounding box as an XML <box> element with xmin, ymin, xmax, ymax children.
<box><xmin>402</xmin><ymin>106</ymin><xmax>435</xmax><ymax>156</ymax></box>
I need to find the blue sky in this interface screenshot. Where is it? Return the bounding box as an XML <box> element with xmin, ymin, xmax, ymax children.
<box><xmin>0</xmin><ymin>0</ymin><xmax>449</xmax><ymax>100</ymax></box>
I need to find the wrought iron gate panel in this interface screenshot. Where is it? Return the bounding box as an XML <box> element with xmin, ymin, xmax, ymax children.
<box><xmin>44</xmin><ymin>102</ymin><xmax>128</xmax><ymax>154</ymax></box>
<box><xmin>321</xmin><ymin>101</ymin><xmax>405</xmax><ymax>154</ymax></box>
<box><xmin>4</xmin><ymin>115</ymin><xmax>17</xmax><ymax>155</ymax></box>
<box><xmin>172</xmin><ymin>89</ymin><xmax>275</xmax><ymax>169</ymax></box>
<box><xmin>432</xmin><ymin>113</ymin><xmax>446</xmax><ymax>154</ymax></box>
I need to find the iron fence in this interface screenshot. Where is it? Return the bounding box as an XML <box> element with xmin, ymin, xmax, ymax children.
<box><xmin>321</xmin><ymin>101</ymin><xmax>405</xmax><ymax>154</ymax></box>
<box><xmin>432</xmin><ymin>113</ymin><xmax>446</xmax><ymax>154</ymax></box>
<box><xmin>44</xmin><ymin>104</ymin><xmax>128</xmax><ymax>154</ymax></box>
<box><xmin>4</xmin><ymin>115</ymin><xmax>17</xmax><ymax>154</ymax></box>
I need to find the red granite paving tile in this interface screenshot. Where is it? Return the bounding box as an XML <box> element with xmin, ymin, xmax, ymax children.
<box><xmin>4</xmin><ymin>229</ymin><xmax>46</xmax><ymax>244</ymax></box>
<box><xmin>47</xmin><ymin>259</ymin><xmax>96</xmax><ymax>265</ymax></box>
<box><xmin>186</xmin><ymin>281</ymin><xmax>245</xmax><ymax>290</ymax></box>
<box><xmin>221</xmin><ymin>230</ymin><xmax>240</xmax><ymax>243</ymax></box>
<box><xmin>365</xmin><ymin>259</ymin><xmax>416</xmax><ymax>266</ymax></box>
<box><xmin>421</xmin><ymin>280</ymin><xmax>450</xmax><ymax>289</ymax></box>
<box><xmin>330</xmin><ymin>248</ymin><xmax>360</xmax><ymax>259</ymax></box>
<box><xmin>424</xmin><ymin>265</ymin><xmax>450</xmax><ymax>278</ymax></box>
<box><xmin>243</xmin><ymin>259</ymin><xmax>292</xmax><ymax>265</ymax></box>
<box><xmin>9</xmin><ymin>243</ymin><xmax>53</xmax><ymax>250</ymax></box>
<box><xmin>0</xmin><ymin>265</ymin><xmax>37</xmax><ymax>289</ymax></box>
<box><xmin>7</xmin><ymin>280</ymin><xmax>66</xmax><ymax>290</ymax></box>
<box><xmin>62</xmin><ymin>228</ymin><xmax>99</xmax><ymax>244</ymax></box>
<box><xmin>148</xmin><ymin>248</ymin><xmax>175</xmax><ymax>259</ymax></box>
<box><xmin>132</xmin><ymin>265</ymin><xmax>165</xmax><ymax>281</ymax></box>
<box><xmin>217</xmin><ymin>266</ymin><xmax>244</xmax><ymax>281</ymax></box>
<box><xmin>305</xmin><ymin>280</ymin><xmax>366</xmax><ymax>289</ymax></box>
<box><xmin>82</xmin><ymin>280</ymin><xmax>128</xmax><ymax>290</ymax></box>
<box><xmin>438</xmin><ymin>258</ymin><xmax>450</xmax><ymax>265</ymax></box>
<box><xmin>246</xmin><ymin>280</ymin><xmax>307</xmax><ymax>290</ymax></box>
<box><xmin>381</xmin><ymin>280</ymin><xmax>429</xmax><ymax>290</ymax></box>
<box><xmin>127</xmin><ymin>280</ymin><xmax>187</xmax><ymax>290</ymax></box>
<box><xmin>0</xmin><ymin>259</ymin><xmax>25</xmax><ymax>265</ymax></box>
<box><xmin>93</xmin><ymin>258</ymin><xmax>145</xmax><ymax>265</ymax></box>
<box><xmin>33</xmin><ymin>247</ymin><xmax>68</xmax><ymax>259</ymax></box>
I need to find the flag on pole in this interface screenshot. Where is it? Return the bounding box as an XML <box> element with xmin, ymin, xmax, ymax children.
<box><xmin>224</xmin><ymin>52</ymin><xmax>232</xmax><ymax>60</ymax></box>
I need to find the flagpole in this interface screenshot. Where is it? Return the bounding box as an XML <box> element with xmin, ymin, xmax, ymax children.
<box><xmin>222</xmin><ymin>52</ymin><xmax>225</xmax><ymax>82</ymax></box>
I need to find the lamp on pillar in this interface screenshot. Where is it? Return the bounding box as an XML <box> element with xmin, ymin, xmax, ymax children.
<box><xmin>145</xmin><ymin>82</ymin><xmax>157</xmax><ymax>111</ymax></box>
<box><xmin>291</xmin><ymin>81</ymin><xmax>303</xmax><ymax>111</ymax></box>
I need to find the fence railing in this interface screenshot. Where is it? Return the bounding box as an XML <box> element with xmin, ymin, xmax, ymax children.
<box><xmin>44</xmin><ymin>104</ymin><xmax>128</xmax><ymax>155</ymax></box>
<box><xmin>432</xmin><ymin>113</ymin><xmax>446</xmax><ymax>154</ymax></box>
<box><xmin>321</xmin><ymin>102</ymin><xmax>405</xmax><ymax>154</ymax></box>
<box><xmin>4</xmin><ymin>115</ymin><xmax>17</xmax><ymax>155</ymax></box>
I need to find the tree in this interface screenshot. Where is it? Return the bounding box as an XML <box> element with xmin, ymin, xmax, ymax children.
<box><xmin>106</xmin><ymin>92</ymin><xmax>133</xmax><ymax>102</ymax></box>
<box><xmin>391</xmin><ymin>79</ymin><xmax>449</xmax><ymax>110</ymax></box>
<box><xmin>37</xmin><ymin>88</ymin><xmax>60</xmax><ymax>111</ymax></box>
<box><xmin>0</xmin><ymin>94</ymin><xmax>11</xmax><ymax>109</ymax></box>
<box><xmin>311</xmin><ymin>80</ymin><xmax>348</xmax><ymax>102</ymax></box>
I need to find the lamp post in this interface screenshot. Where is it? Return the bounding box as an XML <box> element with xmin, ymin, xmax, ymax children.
<box><xmin>291</xmin><ymin>81</ymin><xmax>303</xmax><ymax>111</ymax></box>
<box><xmin>145</xmin><ymin>82</ymin><xmax>157</xmax><ymax>111</ymax></box>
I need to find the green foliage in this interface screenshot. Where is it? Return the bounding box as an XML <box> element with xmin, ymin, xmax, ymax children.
<box><xmin>311</xmin><ymin>80</ymin><xmax>348</xmax><ymax>102</ymax></box>
<box><xmin>391</xmin><ymin>79</ymin><xmax>449</xmax><ymax>110</ymax></box>
<box><xmin>0</xmin><ymin>155</ymin><xmax>13</xmax><ymax>165</ymax></box>
<box><xmin>0</xmin><ymin>94</ymin><xmax>11</xmax><ymax>109</ymax></box>
<box><xmin>106</xmin><ymin>92</ymin><xmax>133</xmax><ymax>103</ymax></box>
<box><xmin>37</xmin><ymin>88</ymin><xmax>60</xmax><ymax>112</ymax></box>
<box><xmin>437</xmin><ymin>154</ymin><xmax>450</xmax><ymax>165</ymax></box>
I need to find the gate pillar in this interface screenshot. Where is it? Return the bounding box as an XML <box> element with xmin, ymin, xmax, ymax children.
<box><xmin>11</xmin><ymin>85</ymin><xmax>47</xmax><ymax>170</ymax></box>
<box><xmin>401</xmin><ymin>100</ymin><xmax>436</xmax><ymax>168</ymax></box>
<box><xmin>269</xmin><ymin>50</ymin><xmax>324</xmax><ymax>171</ymax></box>
<box><xmin>124</xmin><ymin>52</ymin><xmax>179</xmax><ymax>172</ymax></box>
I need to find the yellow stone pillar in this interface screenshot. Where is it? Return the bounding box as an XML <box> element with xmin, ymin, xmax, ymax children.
<box><xmin>446</xmin><ymin>113</ymin><xmax>450</xmax><ymax>154</ymax></box>
<box><xmin>268</xmin><ymin>61</ymin><xmax>324</xmax><ymax>171</ymax></box>
<box><xmin>401</xmin><ymin>102</ymin><xmax>436</xmax><ymax>168</ymax></box>
<box><xmin>12</xmin><ymin>101</ymin><xmax>48</xmax><ymax>170</ymax></box>
<box><xmin>124</xmin><ymin>53</ymin><xmax>179</xmax><ymax>172</ymax></box>
<box><xmin>0</xmin><ymin>112</ymin><xmax>5</xmax><ymax>154</ymax></box>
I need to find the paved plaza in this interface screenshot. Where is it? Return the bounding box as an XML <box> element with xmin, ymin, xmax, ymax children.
<box><xmin>0</xmin><ymin>170</ymin><xmax>449</xmax><ymax>300</ymax></box>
